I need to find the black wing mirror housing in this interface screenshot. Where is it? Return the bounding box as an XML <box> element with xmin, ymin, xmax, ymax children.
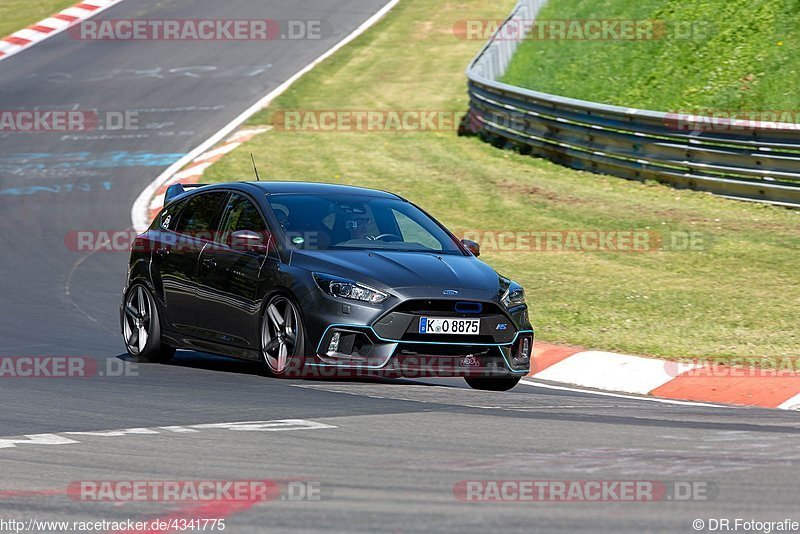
<box><xmin>230</xmin><ymin>230</ymin><xmax>269</xmax><ymax>254</ymax></box>
<box><xmin>461</xmin><ymin>239</ymin><xmax>480</xmax><ymax>257</ymax></box>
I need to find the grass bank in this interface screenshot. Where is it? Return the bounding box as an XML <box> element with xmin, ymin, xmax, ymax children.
<box><xmin>503</xmin><ymin>0</ymin><xmax>800</xmax><ymax>112</ymax></box>
<box><xmin>0</xmin><ymin>1</ymin><xmax>76</xmax><ymax>39</ymax></box>
<box><xmin>204</xmin><ymin>0</ymin><xmax>800</xmax><ymax>363</ymax></box>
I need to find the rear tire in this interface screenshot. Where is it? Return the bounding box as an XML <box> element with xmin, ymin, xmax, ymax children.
<box><xmin>261</xmin><ymin>295</ymin><xmax>306</xmax><ymax>378</ymax></box>
<box><xmin>123</xmin><ymin>284</ymin><xmax>175</xmax><ymax>363</ymax></box>
<box><xmin>464</xmin><ymin>375</ymin><xmax>521</xmax><ymax>391</ymax></box>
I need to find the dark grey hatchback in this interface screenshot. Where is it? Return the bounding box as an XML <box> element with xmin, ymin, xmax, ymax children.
<box><xmin>121</xmin><ymin>181</ymin><xmax>533</xmax><ymax>390</ymax></box>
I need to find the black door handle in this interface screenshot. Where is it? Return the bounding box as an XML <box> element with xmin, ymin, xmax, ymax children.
<box><xmin>202</xmin><ymin>258</ymin><xmax>217</xmax><ymax>269</ymax></box>
<box><xmin>155</xmin><ymin>247</ymin><xmax>169</xmax><ymax>257</ymax></box>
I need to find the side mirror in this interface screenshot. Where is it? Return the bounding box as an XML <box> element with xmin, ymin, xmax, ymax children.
<box><xmin>229</xmin><ymin>230</ymin><xmax>269</xmax><ymax>254</ymax></box>
<box><xmin>461</xmin><ymin>239</ymin><xmax>480</xmax><ymax>257</ymax></box>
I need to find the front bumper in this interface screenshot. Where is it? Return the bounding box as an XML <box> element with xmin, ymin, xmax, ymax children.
<box><xmin>304</xmin><ymin>296</ymin><xmax>533</xmax><ymax>378</ymax></box>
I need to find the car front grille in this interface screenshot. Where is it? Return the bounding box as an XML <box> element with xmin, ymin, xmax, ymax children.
<box><xmin>373</xmin><ymin>299</ymin><xmax>517</xmax><ymax>345</ymax></box>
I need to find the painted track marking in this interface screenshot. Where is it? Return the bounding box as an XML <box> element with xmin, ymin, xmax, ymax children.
<box><xmin>0</xmin><ymin>420</ymin><xmax>336</xmax><ymax>449</ymax></box>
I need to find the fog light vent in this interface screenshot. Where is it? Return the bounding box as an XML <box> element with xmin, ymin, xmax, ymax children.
<box><xmin>511</xmin><ymin>335</ymin><xmax>532</xmax><ymax>367</ymax></box>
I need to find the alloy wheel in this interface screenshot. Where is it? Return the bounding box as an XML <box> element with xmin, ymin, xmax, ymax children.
<box><xmin>123</xmin><ymin>286</ymin><xmax>151</xmax><ymax>355</ymax></box>
<box><xmin>262</xmin><ymin>296</ymin><xmax>300</xmax><ymax>374</ymax></box>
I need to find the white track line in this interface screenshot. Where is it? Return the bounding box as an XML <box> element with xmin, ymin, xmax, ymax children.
<box><xmin>520</xmin><ymin>379</ymin><xmax>728</xmax><ymax>408</ymax></box>
<box><xmin>131</xmin><ymin>0</ymin><xmax>402</xmax><ymax>232</ymax></box>
<box><xmin>778</xmin><ymin>394</ymin><xmax>800</xmax><ymax>411</ymax></box>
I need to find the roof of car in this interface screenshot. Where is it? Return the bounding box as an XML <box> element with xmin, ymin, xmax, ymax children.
<box><xmin>244</xmin><ymin>181</ymin><xmax>402</xmax><ymax>199</ymax></box>
<box><xmin>163</xmin><ymin>181</ymin><xmax>405</xmax><ymax>209</ymax></box>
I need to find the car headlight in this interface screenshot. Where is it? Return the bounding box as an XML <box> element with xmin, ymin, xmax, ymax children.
<box><xmin>502</xmin><ymin>280</ymin><xmax>526</xmax><ymax>308</ymax></box>
<box><xmin>313</xmin><ymin>273</ymin><xmax>389</xmax><ymax>304</ymax></box>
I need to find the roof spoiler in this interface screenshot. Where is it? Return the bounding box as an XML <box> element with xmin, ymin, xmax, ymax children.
<box><xmin>164</xmin><ymin>183</ymin><xmax>208</xmax><ymax>206</ymax></box>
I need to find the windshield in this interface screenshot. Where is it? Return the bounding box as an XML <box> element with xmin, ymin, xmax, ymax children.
<box><xmin>267</xmin><ymin>193</ymin><xmax>463</xmax><ymax>254</ymax></box>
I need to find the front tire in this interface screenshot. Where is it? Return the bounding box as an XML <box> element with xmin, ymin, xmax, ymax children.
<box><xmin>123</xmin><ymin>284</ymin><xmax>175</xmax><ymax>363</ymax></box>
<box><xmin>261</xmin><ymin>295</ymin><xmax>306</xmax><ymax>378</ymax></box>
<box><xmin>464</xmin><ymin>375</ymin><xmax>521</xmax><ymax>391</ymax></box>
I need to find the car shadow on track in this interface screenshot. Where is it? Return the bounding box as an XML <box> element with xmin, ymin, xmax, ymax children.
<box><xmin>113</xmin><ymin>355</ymin><xmax>800</xmax><ymax>434</ymax></box>
<box><xmin>116</xmin><ymin>350</ymin><xmax>443</xmax><ymax>387</ymax></box>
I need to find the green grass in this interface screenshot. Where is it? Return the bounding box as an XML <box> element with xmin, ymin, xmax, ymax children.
<box><xmin>204</xmin><ymin>0</ymin><xmax>800</xmax><ymax>363</ymax></box>
<box><xmin>0</xmin><ymin>1</ymin><xmax>77</xmax><ymax>38</ymax></box>
<box><xmin>504</xmin><ymin>0</ymin><xmax>800</xmax><ymax>112</ymax></box>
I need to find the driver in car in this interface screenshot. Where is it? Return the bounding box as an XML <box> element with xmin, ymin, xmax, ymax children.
<box><xmin>346</xmin><ymin>215</ymin><xmax>375</xmax><ymax>240</ymax></box>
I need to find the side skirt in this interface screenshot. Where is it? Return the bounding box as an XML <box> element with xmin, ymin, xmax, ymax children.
<box><xmin>161</xmin><ymin>330</ymin><xmax>263</xmax><ymax>362</ymax></box>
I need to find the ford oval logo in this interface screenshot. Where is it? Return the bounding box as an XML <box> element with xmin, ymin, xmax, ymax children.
<box><xmin>443</xmin><ymin>290</ymin><xmax>459</xmax><ymax>296</ymax></box>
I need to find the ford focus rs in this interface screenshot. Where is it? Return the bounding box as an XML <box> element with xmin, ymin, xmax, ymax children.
<box><xmin>121</xmin><ymin>181</ymin><xmax>533</xmax><ymax>390</ymax></box>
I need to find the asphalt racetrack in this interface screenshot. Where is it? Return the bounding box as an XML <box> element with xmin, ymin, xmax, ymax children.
<box><xmin>0</xmin><ymin>1</ymin><xmax>799</xmax><ymax>532</ymax></box>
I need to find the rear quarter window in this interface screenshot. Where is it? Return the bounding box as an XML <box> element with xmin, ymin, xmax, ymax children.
<box><xmin>174</xmin><ymin>192</ymin><xmax>228</xmax><ymax>238</ymax></box>
<box><xmin>154</xmin><ymin>199</ymin><xmax>187</xmax><ymax>231</ymax></box>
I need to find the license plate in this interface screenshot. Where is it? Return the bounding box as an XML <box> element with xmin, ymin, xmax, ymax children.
<box><xmin>419</xmin><ymin>317</ymin><xmax>480</xmax><ymax>335</ymax></box>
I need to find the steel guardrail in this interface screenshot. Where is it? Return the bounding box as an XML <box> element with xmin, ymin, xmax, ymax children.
<box><xmin>465</xmin><ymin>0</ymin><xmax>800</xmax><ymax>207</ymax></box>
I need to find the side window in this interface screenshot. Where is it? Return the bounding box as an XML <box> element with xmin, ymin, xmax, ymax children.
<box><xmin>218</xmin><ymin>194</ymin><xmax>275</xmax><ymax>254</ymax></box>
<box><xmin>268</xmin><ymin>197</ymin><xmax>335</xmax><ymax>250</ymax></box>
<box><xmin>392</xmin><ymin>209</ymin><xmax>441</xmax><ymax>250</ymax></box>
<box><xmin>219</xmin><ymin>194</ymin><xmax>267</xmax><ymax>238</ymax></box>
<box><xmin>174</xmin><ymin>192</ymin><xmax>227</xmax><ymax>238</ymax></box>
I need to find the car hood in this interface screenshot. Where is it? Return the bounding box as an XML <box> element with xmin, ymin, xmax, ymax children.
<box><xmin>289</xmin><ymin>249</ymin><xmax>502</xmax><ymax>294</ymax></box>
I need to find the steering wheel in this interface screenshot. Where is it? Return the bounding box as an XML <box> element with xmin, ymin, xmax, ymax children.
<box><xmin>370</xmin><ymin>233</ymin><xmax>403</xmax><ymax>242</ymax></box>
